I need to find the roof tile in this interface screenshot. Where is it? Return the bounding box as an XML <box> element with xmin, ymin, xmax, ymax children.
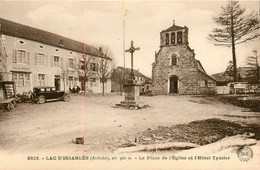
<box><xmin>0</xmin><ymin>18</ymin><xmax>111</xmax><ymax>60</ymax></box>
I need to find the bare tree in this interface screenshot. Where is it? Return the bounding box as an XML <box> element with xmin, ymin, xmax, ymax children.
<box><xmin>98</xmin><ymin>47</ymin><xmax>113</xmax><ymax>95</ymax></box>
<box><xmin>209</xmin><ymin>1</ymin><xmax>260</xmax><ymax>82</ymax></box>
<box><xmin>60</xmin><ymin>67</ymin><xmax>68</xmax><ymax>91</ymax></box>
<box><xmin>245</xmin><ymin>50</ymin><xmax>259</xmax><ymax>83</ymax></box>
<box><xmin>73</xmin><ymin>47</ymin><xmax>113</xmax><ymax>95</ymax></box>
<box><xmin>74</xmin><ymin>54</ymin><xmax>96</xmax><ymax>95</ymax></box>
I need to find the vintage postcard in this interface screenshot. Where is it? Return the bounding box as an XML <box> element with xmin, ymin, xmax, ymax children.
<box><xmin>0</xmin><ymin>0</ymin><xmax>259</xmax><ymax>170</ymax></box>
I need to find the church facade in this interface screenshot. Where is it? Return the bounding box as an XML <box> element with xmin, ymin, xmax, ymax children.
<box><xmin>152</xmin><ymin>20</ymin><xmax>217</xmax><ymax>95</ymax></box>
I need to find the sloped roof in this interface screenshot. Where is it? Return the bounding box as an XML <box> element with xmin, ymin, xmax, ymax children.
<box><xmin>196</xmin><ymin>60</ymin><xmax>206</xmax><ymax>73</ymax></box>
<box><xmin>117</xmin><ymin>66</ymin><xmax>147</xmax><ymax>78</ymax></box>
<box><xmin>144</xmin><ymin>78</ymin><xmax>152</xmax><ymax>84</ymax></box>
<box><xmin>0</xmin><ymin>18</ymin><xmax>111</xmax><ymax>60</ymax></box>
<box><xmin>195</xmin><ymin>60</ymin><xmax>216</xmax><ymax>82</ymax></box>
<box><xmin>161</xmin><ymin>24</ymin><xmax>187</xmax><ymax>33</ymax></box>
<box><xmin>198</xmin><ymin>69</ymin><xmax>217</xmax><ymax>82</ymax></box>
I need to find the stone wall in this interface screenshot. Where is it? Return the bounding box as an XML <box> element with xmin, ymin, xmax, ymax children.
<box><xmin>152</xmin><ymin>44</ymin><xmax>216</xmax><ymax>95</ymax></box>
<box><xmin>111</xmin><ymin>81</ymin><xmax>123</xmax><ymax>93</ymax></box>
<box><xmin>197</xmin><ymin>71</ymin><xmax>217</xmax><ymax>95</ymax></box>
<box><xmin>152</xmin><ymin>44</ymin><xmax>200</xmax><ymax>95</ymax></box>
<box><xmin>152</xmin><ymin>23</ymin><xmax>217</xmax><ymax>96</ymax></box>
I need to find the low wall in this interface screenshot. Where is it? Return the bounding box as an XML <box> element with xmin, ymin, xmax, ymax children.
<box><xmin>217</xmin><ymin>86</ymin><xmax>230</xmax><ymax>94</ymax></box>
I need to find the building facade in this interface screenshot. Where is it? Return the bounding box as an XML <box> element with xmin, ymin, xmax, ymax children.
<box><xmin>0</xmin><ymin>18</ymin><xmax>112</xmax><ymax>94</ymax></box>
<box><xmin>152</xmin><ymin>20</ymin><xmax>216</xmax><ymax>95</ymax></box>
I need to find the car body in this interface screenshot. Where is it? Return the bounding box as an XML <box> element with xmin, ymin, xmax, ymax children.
<box><xmin>31</xmin><ymin>86</ymin><xmax>70</xmax><ymax>104</ymax></box>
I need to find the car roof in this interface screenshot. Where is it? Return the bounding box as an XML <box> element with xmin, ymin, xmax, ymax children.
<box><xmin>34</xmin><ymin>86</ymin><xmax>55</xmax><ymax>89</ymax></box>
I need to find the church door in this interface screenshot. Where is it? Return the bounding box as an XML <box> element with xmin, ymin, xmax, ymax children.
<box><xmin>169</xmin><ymin>76</ymin><xmax>178</xmax><ymax>94</ymax></box>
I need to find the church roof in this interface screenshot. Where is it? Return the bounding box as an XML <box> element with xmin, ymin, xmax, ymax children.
<box><xmin>196</xmin><ymin>60</ymin><xmax>206</xmax><ymax>73</ymax></box>
<box><xmin>195</xmin><ymin>60</ymin><xmax>217</xmax><ymax>82</ymax></box>
<box><xmin>198</xmin><ymin>69</ymin><xmax>217</xmax><ymax>82</ymax></box>
<box><xmin>161</xmin><ymin>24</ymin><xmax>187</xmax><ymax>33</ymax></box>
<box><xmin>0</xmin><ymin>18</ymin><xmax>111</xmax><ymax>60</ymax></box>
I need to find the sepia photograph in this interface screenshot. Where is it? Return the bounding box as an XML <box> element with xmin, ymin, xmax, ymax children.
<box><xmin>0</xmin><ymin>0</ymin><xmax>259</xmax><ymax>169</ymax></box>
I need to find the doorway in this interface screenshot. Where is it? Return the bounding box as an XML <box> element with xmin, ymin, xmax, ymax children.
<box><xmin>169</xmin><ymin>75</ymin><xmax>178</xmax><ymax>94</ymax></box>
<box><xmin>54</xmin><ymin>75</ymin><xmax>60</xmax><ymax>91</ymax></box>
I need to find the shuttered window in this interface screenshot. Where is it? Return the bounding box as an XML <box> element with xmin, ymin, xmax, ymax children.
<box><xmin>12</xmin><ymin>72</ymin><xmax>30</xmax><ymax>87</ymax></box>
<box><xmin>13</xmin><ymin>50</ymin><xmax>30</xmax><ymax>65</ymax></box>
<box><xmin>54</xmin><ymin>56</ymin><xmax>60</xmax><ymax>67</ymax></box>
<box><xmin>17</xmin><ymin>50</ymin><xmax>26</xmax><ymax>63</ymax></box>
<box><xmin>81</xmin><ymin>61</ymin><xmax>84</xmax><ymax>70</ymax></box>
<box><xmin>90</xmin><ymin>63</ymin><xmax>97</xmax><ymax>72</ymax></box>
<box><xmin>68</xmin><ymin>59</ymin><xmax>73</xmax><ymax>69</ymax></box>
<box><xmin>38</xmin><ymin>74</ymin><xmax>45</xmax><ymax>86</ymax></box>
<box><xmin>37</xmin><ymin>53</ymin><xmax>45</xmax><ymax>65</ymax></box>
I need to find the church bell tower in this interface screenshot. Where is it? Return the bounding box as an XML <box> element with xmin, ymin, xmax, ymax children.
<box><xmin>160</xmin><ymin>20</ymin><xmax>189</xmax><ymax>47</ymax></box>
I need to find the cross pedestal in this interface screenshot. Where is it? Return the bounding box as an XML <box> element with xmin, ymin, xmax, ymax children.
<box><xmin>121</xmin><ymin>80</ymin><xmax>140</xmax><ymax>104</ymax></box>
<box><xmin>116</xmin><ymin>81</ymin><xmax>147</xmax><ymax>109</ymax></box>
<box><xmin>114</xmin><ymin>40</ymin><xmax>149</xmax><ymax>109</ymax></box>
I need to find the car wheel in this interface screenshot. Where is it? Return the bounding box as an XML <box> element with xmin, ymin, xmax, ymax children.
<box><xmin>63</xmin><ymin>95</ymin><xmax>70</xmax><ymax>102</ymax></box>
<box><xmin>38</xmin><ymin>96</ymin><xmax>46</xmax><ymax>104</ymax></box>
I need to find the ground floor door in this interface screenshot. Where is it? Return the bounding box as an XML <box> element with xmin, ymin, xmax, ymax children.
<box><xmin>78</xmin><ymin>76</ymin><xmax>85</xmax><ymax>92</ymax></box>
<box><xmin>169</xmin><ymin>76</ymin><xmax>178</xmax><ymax>94</ymax></box>
<box><xmin>54</xmin><ymin>75</ymin><xmax>60</xmax><ymax>91</ymax></box>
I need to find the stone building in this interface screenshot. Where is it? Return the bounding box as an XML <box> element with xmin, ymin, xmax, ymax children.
<box><xmin>152</xmin><ymin>20</ymin><xmax>216</xmax><ymax>95</ymax></box>
<box><xmin>111</xmin><ymin>66</ymin><xmax>150</xmax><ymax>93</ymax></box>
<box><xmin>0</xmin><ymin>18</ymin><xmax>112</xmax><ymax>94</ymax></box>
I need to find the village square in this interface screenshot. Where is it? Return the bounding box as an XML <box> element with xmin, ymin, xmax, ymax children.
<box><xmin>0</xmin><ymin>1</ymin><xmax>260</xmax><ymax>170</ymax></box>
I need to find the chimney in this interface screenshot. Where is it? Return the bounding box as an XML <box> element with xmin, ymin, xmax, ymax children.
<box><xmin>173</xmin><ymin>20</ymin><xmax>175</xmax><ymax>26</ymax></box>
<box><xmin>99</xmin><ymin>47</ymin><xmax>102</xmax><ymax>52</ymax></box>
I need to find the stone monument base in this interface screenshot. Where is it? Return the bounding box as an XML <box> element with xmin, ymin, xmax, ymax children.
<box><xmin>115</xmin><ymin>99</ymin><xmax>149</xmax><ymax>110</ymax></box>
<box><xmin>114</xmin><ymin>81</ymin><xmax>149</xmax><ymax>110</ymax></box>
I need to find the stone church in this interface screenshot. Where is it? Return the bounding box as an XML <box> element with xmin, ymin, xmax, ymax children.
<box><xmin>152</xmin><ymin>20</ymin><xmax>217</xmax><ymax>95</ymax></box>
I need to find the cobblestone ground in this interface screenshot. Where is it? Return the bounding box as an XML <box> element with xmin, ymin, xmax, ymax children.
<box><xmin>0</xmin><ymin>94</ymin><xmax>259</xmax><ymax>155</ymax></box>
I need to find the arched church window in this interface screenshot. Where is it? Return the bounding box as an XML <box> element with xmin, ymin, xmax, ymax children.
<box><xmin>171</xmin><ymin>32</ymin><xmax>175</xmax><ymax>44</ymax></box>
<box><xmin>177</xmin><ymin>31</ymin><xmax>182</xmax><ymax>43</ymax></box>
<box><xmin>171</xmin><ymin>55</ymin><xmax>177</xmax><ymax>66</ymax></box>
<box><xmin>165</xmin><ymin>33</ymin><xmax>169</xmax><ymax>45</ymax></box>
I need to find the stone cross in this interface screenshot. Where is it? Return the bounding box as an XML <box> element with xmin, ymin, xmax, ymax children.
<box><xmin>125</xmin><ymin>40</ymin><xmax>140</xmax><ymax>80</ymax></box>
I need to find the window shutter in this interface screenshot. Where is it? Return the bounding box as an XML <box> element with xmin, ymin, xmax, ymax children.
<box><xmin>46</xmin><ymin>55</ymin><xmax>48</xmax><ymax>66</ymax></box>
<box><xmin>27</xmin><ymin>51</ymin><xmax>30</xmax><ymax>65</ymax></box>
<box><xmin>13</xmin><ymin>49</ymin><xmax>17</xmax><ymax>63</ymax></box>
<box><xmin>66</xmin><ymin>58</ymin><xmax>69</xmax><ymax>70</ymax></box>
<box><xmin>60</xmin><ymin>56</ymin><xmax>63</xmax><ymax>68</ymax></box>
<box><xmin>34</xmin><ymin>53</ymin><xmax>37</xmax><ymax>65</ymax></box>
<box><xmin>50</xmin><ymin>56</ymin><xmax>53</xmax><ymax>67</ymax></box>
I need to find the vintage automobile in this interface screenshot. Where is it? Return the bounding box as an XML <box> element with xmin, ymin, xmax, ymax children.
<box><xmin>31</xmin><ymin>86</ymin><xmax>70</xmax><ymax>104</ymax></box>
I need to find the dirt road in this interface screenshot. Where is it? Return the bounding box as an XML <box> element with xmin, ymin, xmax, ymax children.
<box><xmin>0</xmin><ymin>94</ymin><xmax>259</xmax><ymax>155</ymax></box>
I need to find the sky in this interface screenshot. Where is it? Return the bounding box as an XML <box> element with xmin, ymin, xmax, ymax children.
<box><xmin>0</xmin><ymin>1</ymin><xmax>259</xmax><ymax>77</ymax></box>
